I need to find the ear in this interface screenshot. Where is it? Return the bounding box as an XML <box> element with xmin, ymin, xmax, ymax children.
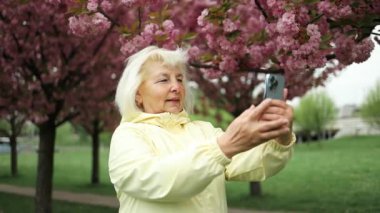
<box><xmin>135</xmin><ymin>91</ymin><xmax>143</xmax><ymax>107</ymax></box>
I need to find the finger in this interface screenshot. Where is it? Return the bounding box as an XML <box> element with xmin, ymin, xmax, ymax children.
<box><xmin>260</xmin><ymin>113</ymin><xmax>282</xmax><ymax>121</ymax></box>
<box><xmin>258</xmin><ymin>119</ymin><xmax>288</xmax><ymax>132</ymax></box>
<box><xmin>265</xmin><ymin>106</ymin><xmax>286</xmax><ymax>115</ymax></box>
<box><xmin>251</xmin><ymin>99</ymin><xmax>272</xmax><ymax>119</ymax></box>
<box><xmin>260</xmin><ymin>127</ymin><xmax>290</xmax><ymax>140</ymax></box>
<box><xmin>267</xmin><ymin>99</ymin><xmax>287</xmax><ymax>109</ymax></box>
<box><xmin>283</xmin><ymin>88</ymin><xmax>288</xmax><ymax>100</ymax></box>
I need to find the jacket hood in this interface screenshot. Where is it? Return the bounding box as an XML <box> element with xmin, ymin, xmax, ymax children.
<box><xmin>121</xmin><ymin>111</ymin><xmax>190</xmax><ymax>128</ymax></box>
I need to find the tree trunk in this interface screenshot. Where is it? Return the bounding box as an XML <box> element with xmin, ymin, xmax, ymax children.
<box><xmin>9</xmin><ymin>134</ymin><xmax>18</xmax><ymax>176</ymax></box>
<box><xmin>91</xmin><ymin>120</ymin><xmax>100</xmax><ymax>184</ymax></box>
<box><xmin>249</xmin><ymin>181</ymin><xmax>262</xmax><ymax>196</ymax></box>
<box><xmin>35</xmin><ymin>119</ymin><xmax>56</xmax><ymax>213</ymax></box>
<box><xmin>231</xmin><ymin>110</ymin><xmax>263</xmax><ymax>197</ymax></box>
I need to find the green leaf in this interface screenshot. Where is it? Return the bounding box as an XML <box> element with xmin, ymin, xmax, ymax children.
<box><xmin>200</xmin><ymin>53</ymin><xmax>214</xmax><ymax>62</ymax></box>
<box><xmin>226</xmin><ymin>30</ymin><xmax>241</xmax><ymax>42</ymax></box>
<box><xmin>182</xmin><ymin>32</ymin><xmax>198</xmax><ymax>41</ymax></box>
<box><xmin>154</xmin><ymin>34</ymin><xmax>168</xmax><ymax>42</ymax></box>
<box><xmin>248</xmin><ymin>29</ymin><xmax>268</xmax><ymax>45</ymax></box>
<box><xmin>303</xmin><ymin>0</ymin><xmax>320</xmax><ymax>4</ymax></box>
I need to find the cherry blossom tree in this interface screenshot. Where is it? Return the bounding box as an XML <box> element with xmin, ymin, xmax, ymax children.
<box><xmin>0</xmin><ymin>0</ymin><xmax>122</xmax><ymax>212</ymax></box>
<box><xmin>0</xmin><ymin>67</ymin><xmax>29</xmax><ymax>177</ymax></box>
<box><xmin>72</xmin><ymin>53</ymin><xmax>121</xmax><ymax>184</ymax></box>
<box><xmin>65</xmin><ymin>0</ymin><xmax>379</xmax><ymax>196</ymax></box>
<box><xmin>66</xmin><ymin>0</ymin><xmax>379</xmax><ymax>197</ymax></box>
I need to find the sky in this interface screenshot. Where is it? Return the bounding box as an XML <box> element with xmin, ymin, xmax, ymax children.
<box><xmin>324</xmin><ymin>38</ymin><xmax>380</xmax><ymax>108</ymax></box>
<box><xmin>290</xmin><ymin>36</ymin><xmax>380</xmax><ymax>108</ymax></box>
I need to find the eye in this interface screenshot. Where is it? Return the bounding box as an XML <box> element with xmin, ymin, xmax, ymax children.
<box><xmin>177</xmin><ymin>78</ymin><xmax>183</xmax><ymax>82</ymax></box>
<box><xmin>157</xmin><ymin>78</ymin><xmax>168</xmax><ymax>83</ymax></box>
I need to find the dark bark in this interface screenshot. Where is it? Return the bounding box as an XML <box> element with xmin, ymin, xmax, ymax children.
<box><xmin>91</xmin><ymin>119</ymin><xmax>100</xmax><ymax>184</ymax></box>
<box><xmin>231</xmin><ymin>110</ymin><xmax>263</xmax><ymax>197</ymax></box>
<box><xmin>7</xmin><ymin>113</ymin><xmax>25</xmax><ymax>177</ymax></box>
<box><xmin>35</xmin><ymin>119</ymin><xmax>56</xmax><ymax>213</ymax></box>
<box><xmin>249</xmin><ymin>182</ymin><xmax>262</xmax><ymax>197</ymax></box>
<box><xmin>9</xmin><ymin>134</ymin><xmax>17</xmax><ymax>176</ymax></box>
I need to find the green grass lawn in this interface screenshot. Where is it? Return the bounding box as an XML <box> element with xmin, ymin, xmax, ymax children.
<box><xmin>0</xmin><ymin>192</ymin><xmax>116</xmax><ymax>213</ymax></box>
<box><xmin>0</xmin><ymin>135</ymin><xmax>379</xmax><ymax>212</ymax></box>
<box><xmin>0</xmin><ymin>146</ymin><xmax>114</xmax><ymax>195</ymax></box>
<box><xmin>226</xmin><ymin>135</ymin><xmax>380</xmax><ymax>212</ymax></box>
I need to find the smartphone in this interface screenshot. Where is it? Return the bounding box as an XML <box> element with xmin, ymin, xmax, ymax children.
<box><xmin>263</xmin><ymin>73</ymin><xmax>285</xmax><ymax>100</ymax></box>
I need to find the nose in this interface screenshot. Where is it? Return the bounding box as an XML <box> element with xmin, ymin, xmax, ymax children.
<box><xmin>170</xmin><ymin>80</ymin><xmax>181</xmax><ymax>93</ymax></box>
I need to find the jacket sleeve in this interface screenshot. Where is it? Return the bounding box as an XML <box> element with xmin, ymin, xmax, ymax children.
<box><xmin>225</xmin><ymin>133</ymin><xmax>296</xmax><ymax>181</ymax></box>
<box><xmin>108</xmin><ymin>124</ymin><xmax>231</xmax><ymax>202</ymax></box>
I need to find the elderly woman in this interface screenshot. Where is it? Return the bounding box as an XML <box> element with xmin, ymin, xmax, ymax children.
<box><xmin>109</xmin><ymin>46</ymin><xmax>295</xmax><ymax>213</ymax></box>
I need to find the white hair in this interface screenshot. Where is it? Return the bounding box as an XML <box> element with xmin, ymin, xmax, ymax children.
<box><xmin>115</xmin><ymin>46</ymin><xmax>194</xmax><ymax>120</ymax></box>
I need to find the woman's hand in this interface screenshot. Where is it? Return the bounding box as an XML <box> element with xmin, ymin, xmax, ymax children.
<box><xmin>217</xmin><ymin>99</ymin><xmax>290</xmax><ymax>158</ymax></box>
<box><xmin>260</xmin><ymin>89</ymin><xmax>294</xmax><ymax>145</ymax></box>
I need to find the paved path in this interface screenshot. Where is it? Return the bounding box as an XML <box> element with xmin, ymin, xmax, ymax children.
<box><xmin>0</xmin><ymin>184</ymin><xmax>275</xmax><ymax>213</ymax></box>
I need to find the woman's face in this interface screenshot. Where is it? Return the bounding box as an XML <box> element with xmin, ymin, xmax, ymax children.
<box><xmin>136</xmin><ymin>62</ymin><xmax>185</xmax><ymax>114</ymax></box>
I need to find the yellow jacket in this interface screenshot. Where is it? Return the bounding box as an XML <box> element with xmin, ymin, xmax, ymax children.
<box><xmin>109</xmin><ymin>111</ymin><xmax>295</xmax><ymax>213</ymax></box>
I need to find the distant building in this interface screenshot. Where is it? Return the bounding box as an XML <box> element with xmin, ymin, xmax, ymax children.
<box><xmin>333</xmin><ymin>104</ymin><xmax>380</xmax><ymax>137</ymax></box>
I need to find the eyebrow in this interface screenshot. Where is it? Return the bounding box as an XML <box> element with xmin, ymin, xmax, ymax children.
<box><xmin>156</xmin><ymin>73</ymin><xmax>183</xmax><ymax>78</ymax></box>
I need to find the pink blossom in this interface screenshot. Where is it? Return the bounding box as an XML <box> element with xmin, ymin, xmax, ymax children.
<box><xmin>276</xmin><ymin>12</ymin><xmax>299</xmax><ymax>36</ymax></box>
<box><xmin>219</xmin><ymin>55</ymin><xmax>237</xmax><ymax>72</ymax></box>
<box><xmin>200</xmin><ymin>23</ymin><xmax>218</xmax><ymax>34</ymax></box>
<box><xmin>294</xmin><ymin>24</ymin><xmax>321</xmax><ymax>56</ymax></box>
<box><xmin>217</xmin><ymin>36</ymin><xmax>231</xmax><ymax>51</ymax></box>
<box><xmin>162</xmin><ymin>20</ymin><xmax>175</xmax><ymax>32</ymax></box>
<box><xmin>69</xmin><ymin>13</ymin><xmax>110</xmax><ymax>37</ymax></box>
<box><xmin>338</xmin><ymin>5</ymin><xmax>352</xmax><ymax>18</ymax></box>
<box><xmin>100</xmin><ymin>0</ymin><xmax>113</xmax><ymax>12</ymax></box>
<box><xmin>197</xmin><ymin>9</ymin><xmax>209</xmax><ymax>26</ymax></box>
<box><xmin>201</xmin><ymin>68</ymin><xmax>223</xmax><ymax>79</ymax></box>
<box><xmin>188</xmin><ymin>46</ymin><xmax>201</xmax><ymax>59</ymax></box>
<box><xmin>283</xmin><ymin>56</ymin><xmax>307</xmax><ymax>71</ymax></box>
<box><xmin>120</xmin><ymin>35</ymin><xmax>148</xmax><ymax>56</ymax></box>
<box><xmin>317</xmin><ymin>1</ymin><xmax>337</xmax><ymax>17</ymax></box>
<box><xmin>121</xmin><ymin>0</ymin><xmax>137</xmax><ymax>7</ymax></box>
<box><xmin>205</xmin><ymin>34</ymin><xmax>217</xmax><ymax>48</ymax></box>
<box><xmin>87</xmin><ymin>0</ymin><xmax>98</xmax><ymax>12</ymax></box>
<box><xmin>267</xmin><ymin>0</ymin><xmax>286</xmax><ymax>17</ymax></box>
<box><xmin>297</xmin><ymin>6</ymin><xmax>310</xmax><ymax>25</ymax></box>
<box><xmin>276</xmin><ymin>36</ymin><xmax>299</xmax><ymax>51</ymax></box>
<box><xmin>352</xmin><ymin>38</ymin><xmax>374</xmax><ymax>63</ymax></box>
<box><xmin>170</xmin><ymin>29</ymin><xmax>181</xmax><ymax>41</ymax></box>
<box><xmin>248</xmin><ymin>45</ymin><xmax>265</xmax><ymax>68</ymax></box>
<box><xmin>223</xmin><ymin>19</ymin><xmax>238</xmax><ymax>33</ymax></box>
<box><xmin>142</xmin><ymin>23</ymin><xmax>159</xmax><ymax>37</ymax></box>
<box><xmin>246</xmin><ymin>16</ymin><xmax>266</xmax><ymax>33</ymax></box>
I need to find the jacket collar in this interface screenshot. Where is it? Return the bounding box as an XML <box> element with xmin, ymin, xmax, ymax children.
<box><xmin>122</xmin><ymin>111</ymin><xmax>190</xmax><ymax>128</ymax></box>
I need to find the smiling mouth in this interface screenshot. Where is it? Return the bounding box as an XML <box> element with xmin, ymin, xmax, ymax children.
<box><xmin>166</xmin><ymin>98</ymin><xmax>180</xmax><ymax>102</ymax></box>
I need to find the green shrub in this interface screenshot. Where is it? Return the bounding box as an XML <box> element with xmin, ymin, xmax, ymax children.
<box><xmin>294</xmin><ymin>90</ymin><xmax>337</xmax><ymax>138</ymax></box>
<box><xmin>360</xmin><ymin>81</ymin><xmax>380</xmax><ymax>129</ymax></box>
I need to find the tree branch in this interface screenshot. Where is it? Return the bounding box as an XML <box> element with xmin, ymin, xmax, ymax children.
<box><xmin>98</xmin><ymin>8</ymin><xmax>120</xmax><ymax>27</ymax></box>
<box><xmin>55</xmin><ymin>111</ymin><xmax>80</xmax><ymax>127</ymax></box>
<box><xmin>0</xmin><ymin>11</ymin><xmax>10</xmax><ymax>23</ymax></box>
<box><xmin>138</xmin><ymin>7</ymin><xmax>143</xmax><ymax>34</ymax></box>
<box><xmin>254</xmin><ymin>0</ymin><xmax>268</xmax><ymax>19</ymax></box>
<box><xmin>92</xmin><ymin>22</ymin><xmax>115</xmax><ymax>56</ymax></box>
<box><xmin>309</xmin><ymin>14</ymin><xmax>324</xmax><ymax>24</ymax></box>
<box><xmin>326</xmin><ymin>54</ymin><xmax>336</xmax><ymax>61</ymax></box>
<box><xmin>23</xmin><ymin>59</ymin><xmax>53</xmax><ymax>100</ymax></box>
<box><xmin>189</xmin><ymin>61</ymin><xmax>284</xmax><ymax>74</ymax></box>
